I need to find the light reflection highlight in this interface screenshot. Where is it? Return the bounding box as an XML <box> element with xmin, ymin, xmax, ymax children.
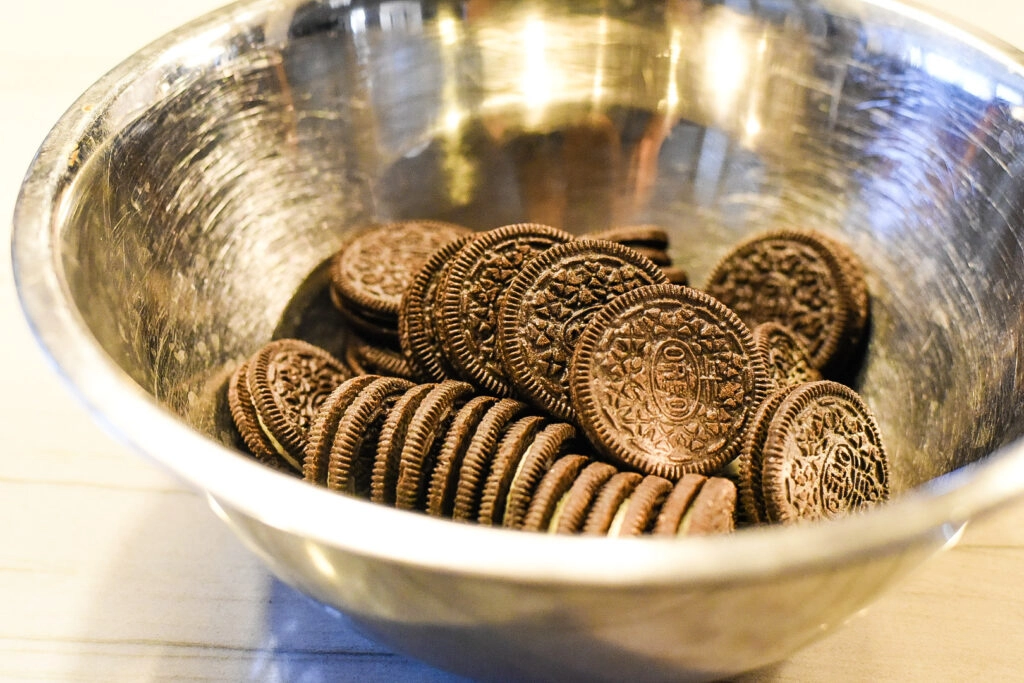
<box><xmin>522</xmin><ymin>17</ymin><xmax>552</xmax><ymax>120</ymax></box>
<box><xmin>306</xmin><ymin>542</ymin><xmax>338</xmax><ymax>579</ymax></box>
<box><xmin>703</xmin><ymin>17</ymin><xmax>749</xmax><ymax>120</ymax></box>
<box><xmin>665</xmin><ymin>29</ymin><xmax>683</xmax><ymax>112</ymax></box>
<box><xmin>592</xmin><ymin>16</ymin><xmax>610</xmax><ymax>105</ymax></box>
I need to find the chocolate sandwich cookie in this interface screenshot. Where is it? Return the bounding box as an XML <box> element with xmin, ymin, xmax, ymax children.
<box><xmin>246</xmin><ymin>339</ymin><xmax>352</xmax><ymax>471</ymax></box>
<box><xmin>477</xmin><ymin>415</ymin><xmax>546</xmax><ymax>526</ymax></box>
<box><xmin>329</xmin><ymin>283</ymin><xmax>403</xmax><ymax>344</ymax></box>
<box><xmin>582</xmin><ymin>472</ymin><xmax>643</xmax><ymax>535</ymax></box>
<box><xmin>394</xmin><ymin>380</ymin><xmax>475</xmax><ymax>511</ymax></box>
<box><xmin>437</xmin><ymin>223</ymin><xmax>573</xmax><ymax>397</ymax></box>
<box><xmin>324</xmin><ymin>376</ymin><xmax>415</xmax><ymax>497</ymax></box>
<box><xmin>304</xmin><ymin>374</ymin><xmax>388</xmax><ymax>486</ymax></box>
<box><xmin>503</xmin><ymin>422</ymin><xmax>578</xmax><ymax>529</ymax></box>
<box><xmin>661</xmin><ymin>266</ymin><xmax>689</xmax><ymax>286</ymax></box>
<box><xmin>752</xmin><ymin>322</ymin><xmax>821</xmax><ymax>392</ymax></box>
<box><xmin>398</xmin><ymin>235</ymin><xmax>474</xmax><ymax>382</ymax></box>
<box><xmin>570</xmin><ymin>284</ymin><xmax>769</xmax><ymax>480</ymax></box>
<box><xmin>760</xmin><ymin>381</ymin><xmax>889</xmax><ymax>524</ymax></box>
<box><xmin>550</xmin><ymin>461</ymin><xmax>618</xmax><ymax>534</ymax></box>
<box><xmin>657</xmin><ymin>476</ymin><xmax>737</xmax><ymax>535</ymax></box>
<box><xmin>499</xmin><ymin>239</ymin><xmax>667</xmax><ymax>422</ymax></box>
<box><xmin>451</xmin><ymin>398</ymin><xmax>529</xmax><ymax>521</ymax></box>
<box><xmin>330</xmin><ymin>220</ymin><xmax>471</xmax><ymax>325</ymax></box>
<box><xmin>370</xmin><ymin>383</ymin><xmax>438</xmax><ymax>505</ymax></box>
<box><xmin>652</xmin><ymin>474</ymin><xmax>707</xmax><ymax>535</ymax></box>
<box><xmin>615</xmin><ymin>475</ymin><xmax>674</xmax><ymax>536</ymax></box>
<box><xmin>520</xmin><ymin>454</ymin><xmax>591</xmax><ymax>532</ymax></box>
<box><xmin>346</xmin><ymin>335</ymin><xmax>419</xmax><ymax>381</ymax></box>
<box><xmin>626</xmin><ymin>245</ymin><xmax>672</xmax><ymax>267</ymax></box>
<box><xmin>227</xmin><ymin>361</ymin><xmax>291</xmax><ymax>472</ymax></box>
<box><xmin>819</xmin><ymin>233</ymin><xmax>870</xmax><ymax>353</ymax></box>
<box><xmin>735</xmin><ymin>386</ymin><xmax>799</xmax><ymax>525</ymax></box>
<box><xmin>582</xmin><ymin>225</ymin><xmax>670</xmax><ymax>251</ymax></box>
<box><xmin>681</xmin><ymin>477</ymin><xmax>737</xmax><ymax>535</ymax></box>
<box><xmin>425</xmin><ymin>395</ymin><xmax>499</xmax><ymax>518</ymax></box>
<box><xmin>703</xmin><ymin>230</ymin><xmax>865</xmax><ymax>371</ymax></box>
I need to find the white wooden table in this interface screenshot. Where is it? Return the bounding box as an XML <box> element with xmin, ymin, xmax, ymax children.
<box><xmin>2</xmin><ymin>1</ymin><xmax>1023</xmax><ymax>680</ymax></box>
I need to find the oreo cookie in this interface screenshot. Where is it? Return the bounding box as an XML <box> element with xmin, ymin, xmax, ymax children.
<box><xmin>503</xmin><ymin>422</ymin><xmax>578</xmax><ymax>529</ymax></box>
<box><xmin>760</xmin><ymin>381</ymin><xmax>889</xmax><ymax>524</ymax></box>
<box><xmin>425</xmin><ymin>395</ymin><xmax>499</xmax><ymax>518</ymax></box>
<box><xmin>437</xmin><ymin>223</ymin><xmax>573</xmax><ymax>397</ymax></box>
<box><xmin>371</xmin><ymin>383</ymin><xmax>439</xmax><ymax>505</ymax></box>
<box><xmin>346</xmin><ymin>335</ymin><xmax>419</xmax><ymax>381</ymax></box>
<box><xmin>751</xmin><ymin>322</ymin><xmax>821</xmax><ymax>392</ymax></box>
<box><xmin>570</xmin><ymin>284</ymin><xmax>769</xmax><ymax>479</ymax></box>
<box><xmin>735</xmin><ymin>386</ymin><xmax>799</xmax><ymax>525</ymax></box>
<box><xmin>228</xmin><ymin>218</ymin><xmax>887</xmax><ymax>538</ymax></box>
<box><xmin>398</xmin><ymin>235</ymin><xmax>474</xmax><ymax>382</ymax></box>
<box><xmin>451</xmin><ymin>398</ymin><xmax>529</xmax><ymax>521</ymax></box>
<box><xmin>330</xmin><ymin>220</ymin><xmax>471</xmax><ymax>325</ymax></box>
<box><xmin>499</xmin><ymin>239</ymin><xmax>666</xmax><ymax>422</ymax></box>
<box><xmin>394</xmin><ymin>380</ymin><xmax>475</xmax><ymax>511</ymax></box>
<box><xmin>582</xmin><ymin>472</ymin><xmax>643</xmax><ymax>535</ymax></box>
<box><xmin>245</xmin><ymin>339</ymin><xmax>351</xmax><ymax>471</ymax></box>
<box><xmin>227</xmin><ymin>361</ymin><xmax>291</xmax><ymax>472</ymax></box>
<box><xmin>615</xmin><ymin>475</ymin><xmax>674</xmax><ymax>536</ymax></box>
<box><xmin>520</xmin><ymin>454</ymin><xmax>591</xmax><ymax>532</ymax></box>
<box><xmin>550</xmin><ymin>461</ymin><xmax>618</xmax><ymax>534</ymax></box>
<box><xmin>478</xmin><ymin>416</ymin><xmax>546</xmax><ymax>526</ymax></box>
<box><xmin>703</xmin><ymin>230</ymin><xmax>868</xmax><ymax>373</ymax></box>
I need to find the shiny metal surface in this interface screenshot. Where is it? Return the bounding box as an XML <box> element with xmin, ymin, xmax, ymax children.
<box><xmin>12</xmin><ymin>0</ymin><xmax>1024</xmax><ymax>679</ymax></box>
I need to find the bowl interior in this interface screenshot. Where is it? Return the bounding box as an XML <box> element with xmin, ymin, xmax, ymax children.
<box><xmin>52</xmin><ymin>0</ymin><xmax>1024</xmax><ymax>498</ymax></box>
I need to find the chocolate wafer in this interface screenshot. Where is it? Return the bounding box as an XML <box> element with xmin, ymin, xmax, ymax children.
<box><xmin>520</xmin><ymin>454</ymin><xmax>591</xmax><ymax>532</ymax></box>
<box><xmin>503</xmin><ymin>422</ymin><xmax>578</xmax><ymax>529</ymax></box>
<box><xmin>323</xmin><ymin>376</ymin><xmax>413</xmax><ymax>496</ymax></box>
<box><xmin>394</xmin><ymin>380</ymin><xmax>475</xmax><ymax>511</ymax></box>
<box><xmin>703</xmin><ymin>230</ymin><xmax>865</xmax><ymax>372</ymax></box>
<box><xmin>551</xmin><ymin>461</ymin><xmax>618</xmax><ymax>534</ymax></box>
<box><xmin>247</xmin><ymin>339</ymin><xmax>352</xmax><ymax>471</ymax></box>
<box><xmin>570</xmin><ymin>284</ymin><xmax>769</xmax><ymax>479</ymax></box>
<box><xmin>425</xmin><ymin>395</ymin><xmax>499</xmax><ymax>518</ymax></box>
<box><xmin>437</xmin><ymin>223</ymin><xmax>572</xmax><ymax>397</ymax></box>
<box><xmin>761</xmin><ymin>381</ymin><xmax>889</xmax><ymax>524</ymax></box>
<box><xmin>499</xmin><ymin>239</ymin><xmax>666</xmax><ymax>422</ymax></box>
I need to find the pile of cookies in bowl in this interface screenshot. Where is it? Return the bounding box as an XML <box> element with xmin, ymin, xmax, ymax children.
<box><xmin>228</xmin><ymin>219</ymin><xmax>889</xmax><ymax>537</ymax></box>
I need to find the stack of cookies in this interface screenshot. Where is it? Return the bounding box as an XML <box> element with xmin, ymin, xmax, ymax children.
<box><xmin>227</xmin><ymin>220</ymin><xmax>890</xmax><ymax>536</ymax></box>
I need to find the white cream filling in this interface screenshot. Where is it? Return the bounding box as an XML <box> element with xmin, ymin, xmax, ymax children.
<box><xmin>606</xmin><ymin>496</ymin><xmax>633</xmax><ymax>537</ymax></box>
<box><xmin>255</xmin><ymin>405</ymin><xmax>302</xmax><ymax>471</ymax></box>
<box><xmin>546</xmin><ymin>491</ymin><xmax>571</xmax><ymax>533</ymax></box>
<box><xmin>677</xmin><ymin>503</ymin><xmax>697</xmax><ymax>536</ymax></box>
<box><xmin>502</xmin><ymin>442</ymin><xmax>535</xmax><ymax>527</ymax></box>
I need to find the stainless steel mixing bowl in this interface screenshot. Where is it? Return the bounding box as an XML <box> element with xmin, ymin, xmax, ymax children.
<box><xmin>13</xmin><ymin>0</ymin><xmax>1024</xmax><ymax>679</ymax></box>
